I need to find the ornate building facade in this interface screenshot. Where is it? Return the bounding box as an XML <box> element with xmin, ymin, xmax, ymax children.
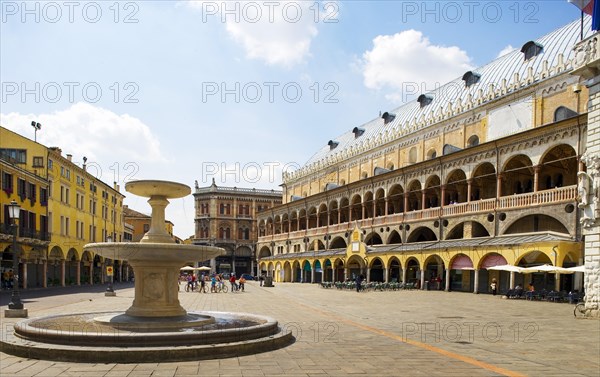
<box><xmin>257</xmin><ymin>18</ymin><xmax>599</xmax><ymax>316</ymax></box>
<box><xmin>193</xmin><ymin>180</ymin><xmax>282</xmax><ymax>275</ymax></box>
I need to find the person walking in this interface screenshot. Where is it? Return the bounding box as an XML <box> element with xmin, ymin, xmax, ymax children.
<box><xmin>355</xmin><ymin>274</ymin><xmax>363</xmax><ymax>292</ymax></box>
<box><xmin>239</xmin><ymin>276</ymin><xmax>246</xmax><ymax>292</ymax></box>
<box><xmin>229</xmin><ymin>274</ymin><xmax>238</xmax><ymax>292</ymax></box>
<box><xmin>491</xmin><ymin>278</ymin><xmax>498</xmax><ymax>296</ymax></box>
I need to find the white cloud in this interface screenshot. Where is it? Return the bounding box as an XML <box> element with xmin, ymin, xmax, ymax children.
<box><xmin>362</xmin><ymin>30</ymin><xmax>473</xmax><ymax>103</ymax></box>
<box><xmin>186</xmin><ymin>0</ymin><xmax>320</xmax><ymax>68</ymax></box>
<box><xmin>497</xmin><ymin>45</ymin><xmax>516</xmax><ymax>59</ymax></box>
<box><xmin>1</xmin><ymin>103</ymin><xmax>165</xmax><ymax>181</ymax></box>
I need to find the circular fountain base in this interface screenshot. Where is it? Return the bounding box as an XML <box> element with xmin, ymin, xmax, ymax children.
<box><xmin>1</xmin><ymin>311</ymin><xmax>294</xmax><ymax>363</ymax></box>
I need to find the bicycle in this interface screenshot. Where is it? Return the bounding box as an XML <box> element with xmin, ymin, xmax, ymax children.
<box><xmin>184</xmin><ymin>281</ymin><xmax>198</xmax><ymax>292</ymax></box>
<box><xmin>574</xmin><ymin>302</ymin><xmax>586</xmax><ymax>318</ymax></box>
<box><xmin>213</xmin><ymin>283</ymin><xmax>228</xmax><ymax>293</ymax></box>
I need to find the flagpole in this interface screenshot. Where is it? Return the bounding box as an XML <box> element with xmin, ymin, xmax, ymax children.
<box><xmin>582</xmin><ymin>9</ymin><xmax>584</xmax><ymax>40</ymax></box>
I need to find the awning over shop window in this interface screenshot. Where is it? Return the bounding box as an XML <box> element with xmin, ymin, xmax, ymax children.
<box><xmin>480</xmin><ymin>254</ymin><xmax>508</xmax><ymax>269</ymax></box>
<box><xmin>451</xmin><ymin>255</ymin><xmax>474</xmax><ymax>270</ymax></box>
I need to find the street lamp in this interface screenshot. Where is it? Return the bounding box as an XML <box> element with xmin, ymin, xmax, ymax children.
<box><xmin>31</xmin><ymin>121</ymin><xmax>41</xmax><ymax>142</ymax></box>
<box><xmin>105</xmin><ymin>235</ymin><xmax>115</xmax><ymax>295</ymax></box>
<box><xmin>7</xmin><ymin>200</ymin><xmax>24</xmax><ymax>310</ymax></box>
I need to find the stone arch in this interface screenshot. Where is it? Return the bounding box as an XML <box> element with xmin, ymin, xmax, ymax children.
<box><xmin>369</xmin><ymin>257</ymin><xmax>385</xmax><ymax>282</ymax></box>
<box><xmin>364</xmin><ymin>231</ymin><xmax>383</xmax><ymax>245</ymax></box>
<box><xmin>424</xmin><ymin>175</ymin><xmax>441</xmax><ymax>208</ymax></box>
<box><xmin>471</xmin><ymin>162</ymin><xmax>496</xmax><ymax>200</ymax></box>
<box><xmin>406</xmin><ymin>180</ymin><xmax>422</xmax><ymax>211</ymax></box>
<box><xmin>350</xmin><ymin>194</ymin><xmax>362</xmax><ymax>221</ymax></box>
<box><xmin>375</xmin><ymin>188</ymin><xmax>386</xmax><ymax>217</ymax></box>
<box><xmin>330</xmin><ymin>236</ymin><xmax>347</xmax><ymax>249</ymax></box>
<box><xmin>405</xmin><ymin>258</ymin><xmax>420</xmax><ymax>284</ymax></box>
<box><xmin>387</xmin><ymin>184</ymin><xmax>404</xmax><ymax>214</ymax></box>
<box><xmin>258</xmin><ymin>246</ymin><xmax>272</xmax><ymax>259</ymax></box>
<box><xmin>538</xmin><ymin>143</ymin><xmax>577</xmax><ymax>190</ymax></box>
<box><xmin>407</xmin><ymin>226</ymin><xmax>438</xmax><ymax>243</ymax></box>
<box><xmin>339</xmin><ymin>197</ymin><xmax>350</xmax><ymax>223</ymax></box>
<box><xmin>502</xmin><ymin>154</ymin><xmax>534</xmax><ymax>195</ymax></box>
<box><xmin>307</xmin><ymin>206</ymin><xmax>318</xmax><ymax>229</ymax></box>
<box><xmin>329</xmin><ymin>199</ymin><xmax>339</xmax><ymax>225</ymax></box>
<box><xmin>446</xmin><ymin>221</ymin><xmax>490</xmax><ymax>240</ymax></box>
<box><xmin>445</xmin><ymin>169</ymin><xmax>468</xmax><ymax>204</ymax></box>
<box><xmin>387</xmin><ymin>230</ymin><xmax>402</xmax><ymax>244</ymax></box>
<box><xmin>363</xmin><ymin>191</ymin><xmax>374</xmax><ymax>218</ymax></box>
<box><xmin>503</xmin><ymin>214</ymin><xmax>569</xmax><ymax>235</ymax></box>
<box><xmin>318</xmin><ymin>203</ymin><xmax>328</xmax><ymax>228</ymax></box>
<box><xmin>388</xmin><ymin>257</ymin><xmax>402</xmax><ymax>282</ymax></box>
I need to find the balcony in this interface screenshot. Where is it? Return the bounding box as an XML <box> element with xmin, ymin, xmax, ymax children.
<box><xmin>259</xmin><ymin>185</ymin><xmax>577</xmax><ymax>242</ymax></box>
<box><xmin>0</xmin><ymin>223</ymin><xmax>51</xmax><ymax>243</ymax></box>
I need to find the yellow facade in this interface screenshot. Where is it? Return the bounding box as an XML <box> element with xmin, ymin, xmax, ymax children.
<box><xmin>1</xmin><ymin>126</ymin><xmax>128</xmax><ymax>288</ymax></box>
<box><xmin>1</xmin><ymin>127</ymin><xmax>50</xmax><ymax>288</ymax></box>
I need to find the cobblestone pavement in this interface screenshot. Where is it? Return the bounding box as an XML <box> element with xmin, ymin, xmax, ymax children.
<box><xmin>1</xmin><ymin>282</ymin><xmax>599</xmax><ymax>376</ymax></box>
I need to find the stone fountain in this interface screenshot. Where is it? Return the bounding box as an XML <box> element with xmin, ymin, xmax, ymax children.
<box><xmin>0</xmin><ymin>180</ymin><xmax>293</xmax><ymax>363</ymax></box>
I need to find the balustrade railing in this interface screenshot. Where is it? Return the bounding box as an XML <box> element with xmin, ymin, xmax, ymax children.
<box><xmin>262</xmin><ymin>186</ymin><xmax>577</xmax><ymax>242</ymax></box>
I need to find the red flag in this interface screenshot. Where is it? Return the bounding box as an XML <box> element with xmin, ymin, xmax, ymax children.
<box><xmin>569</xmin><ymin>0</ymin><xmax>595</xmax><ymax>15</ymax></box>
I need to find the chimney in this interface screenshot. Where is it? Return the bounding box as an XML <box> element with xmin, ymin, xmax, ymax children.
<box><xmin>66</xmin><ymin>154</ymin><xmax>72</xmax><ymax>161</ymax></box>
<box><xmin>114</xmin><ymin>182</ymin><xmax>120</xmax><ymax>192</ymax></box>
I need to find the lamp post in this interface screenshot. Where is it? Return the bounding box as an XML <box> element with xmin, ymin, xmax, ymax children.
<box><xmin>31</xmin><ymin>121</ymin><xmax>41</xmax><ymax>142</ymax></box>
<box><xmin>105</xmin><ymin>235</ymin><xmax>115</xmax><ymax>295</ymax></box>
<box><xmin>6</xmin><ymin>200</ymin><xmax>27</xmax><ymax>317</ymax></box>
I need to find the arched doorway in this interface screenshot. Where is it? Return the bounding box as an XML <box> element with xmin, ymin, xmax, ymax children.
<box><xmin>449</xmin><ymin>254</ymin><xmax>474</xmax><ymax>292</ymax></box>
<box><xmin>405</xmin><ymin>258</ymin><xmax>420</xmax><ymax>286</ymax></box>
<box><xmin>480</xmin><ymin>253</ymin><xmax>509</xmax><ymax>294</ymax></box>
<box><xmin>369</xmin><ymin>258</ymin><xmax>384</xmax><ymax>282</ymax></box>
<box><xmin>424</xmin><ymin>255</ymin><xmax>445</xmax><ymax>290</ymax></box>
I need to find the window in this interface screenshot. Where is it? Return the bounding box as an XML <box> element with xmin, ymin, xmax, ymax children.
<box><xmin>17</xmin><ymin>178</ymin><xmax>26</xmax><ymax>199</ymax></box>
<box><xmin>408</xmin><ymin>147</ymin><xmax>418</xmax><ymax>164</ymax></box>
<box><xmin>143</xmin><ymin>224</ymin><xmax>150</xmax><ymax>233</ymax></box>
<box><xmin>2</xmin><ymin>172</ymin><xmax>13</xmax><ymax>194</ymax></box>
<box><xmin>27</xmin><ymin>182</ymin><xmax>36</xmax><ymax>202</ymax></box>
<box><xmin>0</xmin><ymin>149</ymin><xmax>26</xmax><ymax>164</ymax></box>
<box><xmin>426</xmin><ymin>149</ymin><xmax>437</xmax><ymax>160</ymax></box>
<box><xmin>40</xmin><ymin>188</ymin><xmax>48</xmax><ymax>205</ymax></box>
<box><xmin>48</xmin><ymin>159</ymin><xmax>53</xmax><ymax>170</ymax></box>
<box><xmin>33</xmin><ymin>156</ymin><xmax>44</xmax><ymax>167</ymax></box>
<box><xmin>467</xmin><ymin>135</ymin><xmax>480</xmax><ymax>147</ymax></box>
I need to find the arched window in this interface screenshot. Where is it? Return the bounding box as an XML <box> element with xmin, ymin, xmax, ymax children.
<box><xmin>426</xmin><ymin>149</ymin><xmax>437</xmax><ymax>160</ymax></box>
<box><xmin>467</xmin><ymin>135</ymin><xmax>479</xmax><ymax>147</ymax></box>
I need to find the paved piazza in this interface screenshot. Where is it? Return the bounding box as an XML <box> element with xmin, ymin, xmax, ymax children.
<box><xmin>1</xmin><ymin>282</ymin><xmax>599</xmax><ymax>377</ymax></box>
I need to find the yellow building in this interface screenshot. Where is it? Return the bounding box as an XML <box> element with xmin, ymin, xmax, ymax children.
<box><xmin>1</xmin><ymin>125</ymin><xmax>129</xmax><ymax>289</ymax></box>
<box><xmin>123</xmin><ymin>205</ymin><xmax>175</xmax><ymax>242</ymax></box>
<box><xmin>46</xmin><ymin>146</ymin><xmax>126</xmax><ymax>287</ymax></box>
<box><xmin>257</xmin><ymin>18</ymin><xmax>589</xmax><ymax>295</ymax></box>
<box><xmin>0</xmin><ymin>127</ymin><xmax>50</xmax><ymax>289</ymax></box>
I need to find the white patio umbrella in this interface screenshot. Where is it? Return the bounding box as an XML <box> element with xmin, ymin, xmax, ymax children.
<box><xmin>520</xmin><ymin>264</ymin><xmax>574</xmax><ymax>274</ymax></box>
<box><xmin>486</xmin><ymin>265</ymin><xmax>524</xmax><ymax>273</ymax></box>
<box><xmin>196</xmin><ymin>266</ymin><xmax>211</xmax><ymax>271</ymax></box>
<box><xmin>180</xmin><ymin>266</ymin><xmax>195</xmax><ymax>271</ymax></box>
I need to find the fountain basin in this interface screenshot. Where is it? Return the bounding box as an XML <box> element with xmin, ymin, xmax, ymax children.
<box><xmin>2</xmin><ymin>311</ymin><xmax>294</xmax><ymax>363</ymax></box>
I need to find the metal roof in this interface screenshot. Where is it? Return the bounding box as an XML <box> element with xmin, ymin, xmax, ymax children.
<box><xmin>298</xmin><ymin>17</ymin><xmax>591</xmax><ymax>172</ymax></box>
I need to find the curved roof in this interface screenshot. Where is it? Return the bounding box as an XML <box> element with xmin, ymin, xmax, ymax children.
<box><xmin>295</xmin><ymin>17</ymin><xmax>590</xmax><ymax>178</ymax></box>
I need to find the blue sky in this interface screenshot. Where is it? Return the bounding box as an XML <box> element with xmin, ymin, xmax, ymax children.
<box><xmin>0</xmin><ymin>0</ymin><xmax>587</xmax><ymax>237</ymax></box>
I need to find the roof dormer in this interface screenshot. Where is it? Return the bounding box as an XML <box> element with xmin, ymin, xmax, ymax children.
<box><xmin>521</xmin><ymin>41</ymin><xmax>543</xmax><ymax>61</ymax></box>
<box><xmin>462</xmin><ymin>71</ymin><xmax>481</xmax><ymax>88</ymax></box>
<box><xmin>417</xmin><ymin>94</ymin><xmax>433</xmax><ymax>108</ymax></box>
<box><xmin>381</xmin><ymin>112</ymin><xmax>396</xmax><ymax>124</ymax></box>
<box><xmin>352</xmin><ymin>127</ymin><xmax>365</xmax><ymax>138</ymax></box>
<box><xmin>328</xmin><ymin>140</ymin><xmax>339</xmax><ymax>150</ymax></box>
